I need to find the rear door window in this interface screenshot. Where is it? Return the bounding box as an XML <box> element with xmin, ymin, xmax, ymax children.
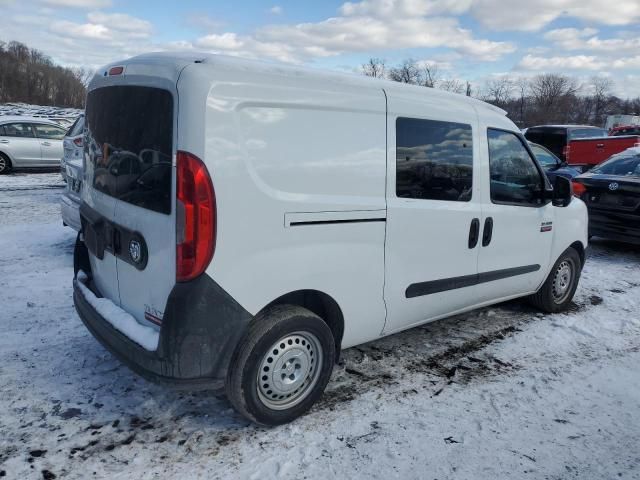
<box><xmin>85</xmin><ymin>86</ymin><xmax>174</xmax><ymax>214</ymax></box>
<box><xmin>396</xmin><ymin>117</ymin><xmax>473</xmax><ymax>202</ymax></box>
<box><xmin>488</xmin><ymin>129</ymin><xmax>545</xmax><ymax>207</ymax></box>
<box><xmin>33</xmin><ymin>124</ymin><xmax>67</xmax><ymax>140</ymax></box>
<box><xmin>569</xmin><ymin>128</ymin><xmax>607</xmax><ymax>139</ymax></box>
<box><xmin>67</xmin><ymin>116</ymin><xmax>85</xmax><ymax>137</ymax></box>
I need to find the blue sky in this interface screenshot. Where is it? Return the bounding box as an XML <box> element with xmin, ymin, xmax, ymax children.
<box><xmin>1</xmin><ymin>0</ymin><xmax>639</xmax><ymax>97</ymax></box>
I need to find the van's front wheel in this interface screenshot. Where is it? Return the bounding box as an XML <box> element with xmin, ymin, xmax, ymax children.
<box><xmin>226</xmin><ymin>305</ymin><xmax>335</xmax><ymax>425</ymax></box>
<box><xmin>529</xmin><ymin>247</ymin><xmax>582</xmax><ymax>313</ymax></box>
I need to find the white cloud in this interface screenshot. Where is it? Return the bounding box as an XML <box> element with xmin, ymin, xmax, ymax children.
<box><xmin>544</xmin><ymin>28</ymin><xmax>640</xmax><ymax>54</ymax></box>
<box><xmin>41</xmin><ymin>0</ymin><xmax>112</xmax><ymax>8</ymax></box>
<box><xmin>86</xmin><ymin>12</ymin><xmax>152</xmax><ymax>34</ymax></box>
<box><xmin>470</xmin><ymin>0</ymin><xmax>640</xmax><ymax>31</ymax></box>
<box><xmin>269</xmin><ymin>5</ymin><xmax>283</xmax><ymax>15</ymax></box>
<box><xmin>339</xmin><ymin>0</ymin><xmax>472</xmax><ymax>17</ymax></box>
<box><xmin>517</xmin><ymin>54</ymin><xmax>607</xmax><ymax>71</ymax></box>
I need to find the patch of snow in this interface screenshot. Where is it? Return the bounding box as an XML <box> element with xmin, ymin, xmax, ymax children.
<box><xmin>0</xmin><ymin>102</ymin><xmax>82</xmax><ymax>127</ymax></box>
<box><xmin>76</xmin><ymin>271</ymin><xmax>159</xmax><ymax>352</ymax></box>
<box><xmin>0</xmin><ymin>175</ymin><xmax>639</xmax><ymax>479</ymax></box>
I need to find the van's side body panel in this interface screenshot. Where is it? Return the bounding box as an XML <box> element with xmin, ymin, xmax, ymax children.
<box><xmin>178</xmin><ymin>59</ymin><xmax>388</xmax><ymax>348</ymax></box>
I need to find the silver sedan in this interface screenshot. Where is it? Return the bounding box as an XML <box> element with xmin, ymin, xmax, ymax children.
<box><xmin>0</xmin><ymin>116</ymin><xmax>66</xmax><ymax>174</ymax></box>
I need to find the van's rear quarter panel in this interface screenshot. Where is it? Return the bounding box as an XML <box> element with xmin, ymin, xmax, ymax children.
<box><xmin>178</xmin><ymin>64</ymin><xmax>388</xmax><ymax>348</ymax></box>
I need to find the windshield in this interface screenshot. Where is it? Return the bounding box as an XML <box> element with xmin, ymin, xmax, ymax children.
<box><xmin>530</xmin><ymin>144</ymin><xmax>559</xmax><ymax>167</ymax></box>
<box><xmin>569</xmin><ymin>128</ymin><xmax>607</xmax><ymax>139</ymax></box>
<box><xmin>592</xmin><ymin>152</ymin><xmax>640</xmax><ymax>177</ymax></box>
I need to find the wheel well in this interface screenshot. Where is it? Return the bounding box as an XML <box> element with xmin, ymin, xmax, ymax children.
<box><xmin>0</xmin><ymin>150</ymin><xmax>12</xmax><ymax>165</ymax></box>
<box><xmin>264</xmin><ymin>290</ymin><xmax>344</xmax><ymax>363</ymax></box>
<box><xmin>570</xmin><ymin>241</ymin><xmax>586</xmax><ymax>267</ymax></box>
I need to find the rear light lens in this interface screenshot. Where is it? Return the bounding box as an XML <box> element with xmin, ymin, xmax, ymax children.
<box><xmin>571</xmin><ymin>180</ymin><xmax>587</xmax><ymax>197</ymax></box>
<box><xmin>73</xmin><ymin>137</ymin><xmax>83</xmax><ymax>147</ymax></box>
<box><xmin>108</xmin><ymin>66</ymin><xmax>124</xmax><ymax>76</ymax></box>
<box><xmin>176</xmin><ymin>151</ymin><xmax>216</xmax><ymax>282</ymax></box>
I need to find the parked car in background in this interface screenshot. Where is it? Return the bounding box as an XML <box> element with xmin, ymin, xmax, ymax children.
<box><xmin>609</xmin><ymin>125</ymin><xmax>640</xmax><ymax>137</ymax></box>
<box><xmin>61</xmin><ymin>160</ymin><xmax>82</xmax><ymax>231</ymax></box>
<box><xmin>73</xmin><ymin>53</ymin><xmax>587</xmax><ymax>426</ymax></box>
<box><xmin>60</xmin><ymin>114</ymin><xmax>84</xmax><ymax>181</ymax></box>
<box><xmin>605</xmin><ymin>114</ymin><xmax>640</xmax><ymax>132</ymax></box>
<box><xmin>572</xmin><ymin>146</ymin><xmax>640</xmax><ymax>245</ymax></box>
<box><xmin>528</xmin><ymin>142</ymin><xmax>581</xmax><ymax>182</ymax></box>
<box><xmin>524</xmin><ymin>124</ymin><xmax>637</xmax><ymax>171</ymax></box>
<box><xmin>0</xmin><ymin>116</ymin><xmax>66</xmax><ymax>174</ymax></box>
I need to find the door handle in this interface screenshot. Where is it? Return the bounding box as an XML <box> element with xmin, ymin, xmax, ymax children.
<box><xmin>596</xmin><ymin>143</ymin><xmax>604</xmax><ymax>148</ymax></box>
<box><xmin>0</xmin><ymin>139</ymin><xmax>9</xmax><ymax>144</ymax></box>
<box><xmin>468</xmin><ymin>218</ymin><xmax>480</xmax><ymax>249</ymax></box>
<box><xmin>482</xmin><ymin>217</ymin><xmax>493</xmax><ymax>247</ymax></box>
<box><xmin>41</xmin><ymin>141</ymin><xmax>52</xmax><ymax>146</ymax></box>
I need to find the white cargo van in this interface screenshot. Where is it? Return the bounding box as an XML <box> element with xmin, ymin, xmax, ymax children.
<box><xmin>73</xmin><ymin>53</ymin><xmax>588</xmax><ymax>425</ymax></box>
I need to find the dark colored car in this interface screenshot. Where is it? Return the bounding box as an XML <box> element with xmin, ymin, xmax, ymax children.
<box><xmin>572</xmin><ymin>147</ymin><xmax>640</xmax><ymax>244</ymax></box>
<box><xmin>528</xmin><ymin>142</ymin><xmax>581</xmax><ymax>182</ymax></box>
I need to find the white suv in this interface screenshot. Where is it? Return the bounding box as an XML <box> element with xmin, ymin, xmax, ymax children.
<box><xmin>73</xmin><ymin>53</ymin><xmax>588</xmax><ymax>425</ymax></box>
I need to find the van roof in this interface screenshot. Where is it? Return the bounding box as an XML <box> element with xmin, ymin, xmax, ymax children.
<box><xmin>109</xmin><ymin>51</ymin><xmax>508</xmax><ymax>118</ymax></box>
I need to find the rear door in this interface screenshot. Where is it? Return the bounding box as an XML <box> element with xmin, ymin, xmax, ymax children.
<box><xmin>32</xmin><ymin>123</ymin><xmax>66</xmax><ymax>165</ymax></box>
<box><xmin>384</xmin><ymin>97</ymin><xmax>482</xmax><ymax>334</ymax></box>
<box><xmin>83</xmin><ymin>84</ymin><xmax>176</xmax><ymax>328</ymax></box>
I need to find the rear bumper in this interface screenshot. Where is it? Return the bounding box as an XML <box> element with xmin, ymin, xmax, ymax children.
<box><xmin>588</xmin><ymin>209</ymin><xmax>640</xmax><ymax>245</ymax></box>
<box><xmin>61</xmin><ymin>193</ymin><xmax>81</xmax><ymax>231</ymax></box>
<box><xmin>73</xmin><ymin>239</ymin><xmax>253</xmax><ymax>390</ymax></box>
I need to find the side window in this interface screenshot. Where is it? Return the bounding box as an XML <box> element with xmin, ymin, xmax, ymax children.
<box><xmin>488</xmin><ymin>129</ymin><xmax>544</xmax><ymax>206</ymax></box>
<box><xmin>396</xmin><ymin>117</ymin><xmax>473</xmax><ymax>202</ymax></box>
<box><xmin>33</xmin><ymin>124</ymin><xmax>66</xmax><ymax>140</ymax></box>
<box><xmin>2</xmin><ymin>123</ymin><xmax>35</xmax><ymax>138</ymax></box>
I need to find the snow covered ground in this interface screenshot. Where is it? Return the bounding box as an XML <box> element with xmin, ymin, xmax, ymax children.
<box><xmin>1</xmin><ymin>172</ymin><xmax>639</xmax><ymax>480</ymax></box>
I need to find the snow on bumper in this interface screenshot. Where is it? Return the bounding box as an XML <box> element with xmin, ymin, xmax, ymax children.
<box><xmin>76</xmin><ymin>271</ymin><xmax>159</xmax><ymax>351</ymax></box>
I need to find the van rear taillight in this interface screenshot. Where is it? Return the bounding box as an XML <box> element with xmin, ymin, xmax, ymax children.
<box><xmin>563</xmin><ymin>144</ymin><xmax>570</xmax><ymax>161</ymax></box>
<box><xmin>176</xmin><ymin>151</ymin><xmax>216</xmax><ymax>282</ymax></box>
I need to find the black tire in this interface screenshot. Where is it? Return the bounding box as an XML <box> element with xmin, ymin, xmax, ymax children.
<box><xmin>529</xmin><ymin>247</ymin><xmax>582</xmax><ymax>313</ymax></box>
<box><xmin>226</xmin><ymin>305</ymin><xmax>335</xmax><ymax>425</ymax></box>
<box><xmin>0</xmin><ymin>153</ymin><xmax>11</xmax><ymax>174</ymax></box>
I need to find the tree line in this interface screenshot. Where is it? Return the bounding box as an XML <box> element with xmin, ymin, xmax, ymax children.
<box><xmin>362</xmin><ymin>58</ymin><xmax>640</xmax><ymax>128</ymax></box>
<box><xmin>0</xmin><ymin>41</ymin><xmax>90</xmax><ymax>108</ymax></box>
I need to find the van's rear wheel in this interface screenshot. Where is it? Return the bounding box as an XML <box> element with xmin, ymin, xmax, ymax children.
<box><xmin>529</xmin><ymin>247</ymin><xmax>582</xmax><ymax>313</ymax></box>
<box><xmin>226</xmin><ymin>305</ymin><xmax>335</xmax><ymax>425</ymax></box>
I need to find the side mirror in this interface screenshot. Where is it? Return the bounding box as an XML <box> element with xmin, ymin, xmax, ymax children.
<box><xmin>552</xmin><ymin>176</ymin><xmax>572</xmax><ymax>207</ymax></box>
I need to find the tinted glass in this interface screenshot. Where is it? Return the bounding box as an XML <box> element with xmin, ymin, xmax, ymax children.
<box><xmin>592</xmin><ymin>153</ymin><xmax>640</xmax><ymax>177</ymax></box>
<box><xmin>2</xmin><ymin>123</ymin><xmax>34</xmax><ymax>138</ymax></box>
<box><xmin>33</xmin><ymin>124</ymin><xmax>66</xmax><ymax>140</ymax></box>
<box><xmin>85</xmin><ymin>86</ymin><xmax>173</xmax><ymax>214</ymax></box>
<box><xmin>530</xmin><ymin>144</ymin><xmax>559</xmax><ymax>167</ymax></box>
<box><xmin>569</xmin><ymin>128</ymin><xmax>607</xmax><ymax>139</ymax></box>
<box><xmin>612</xmin><ymin>127</ymin><xmax>640</xmax><ymax>136</ymax></box>
<box><xmin>488</xmin><ymin>129</ymin><xmax>544</xmax><ymax>206</ymax></box>
<box><xmin>67</xmin><ymin>115</ymin><xmax>85</xmax><ymax>137</ymax></box>
<box><xmin>524</xmin><ymin>128</ymin><xmax>566</xmax><ymax>158</ymax></box>
<box><xmin>396</xmin><ymin>118</ymin><xmax>473</xmax><ymax>201</ymax></box>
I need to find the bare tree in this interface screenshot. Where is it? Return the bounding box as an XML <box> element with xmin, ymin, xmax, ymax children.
<box><xmin>482</xmin><ymin>77</ymin><xmax>514</xmax><ymax>108</ymax></box>
<box><xmin>438</xmin><ymin>78</ymin><xmax>465</xmax><ymax>94</ymax></box>
<box><xmin>590</xmin><ymin>76</ymin><xmax>614</xmax><ymax>126</ymax></box>
<box><xmin>362</xmin><ymin>58</ymin><xmax>386</xmax><ymax>79</ymax></box>
<box><xmin>420</xmin><ymin>62</ymin><xmax>439</xmax><ymax>88</ymax></box>
<box><xmin>388</xmin><ymin>59</ymin><xmax>422</xmax><ymax>84</ymax></box>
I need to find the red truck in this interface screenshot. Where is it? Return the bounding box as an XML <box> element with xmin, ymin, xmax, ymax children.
<box><xmin>524</xmin><ymin>124</ymin><xmax>639</xmax><ymax>170</ymax></box>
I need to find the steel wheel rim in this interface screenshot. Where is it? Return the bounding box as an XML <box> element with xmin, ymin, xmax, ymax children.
<box><xmin>552</xmin><ymin>259</ymin><xmax>574</xmax><ymax>304</ymax></box>
<box><xmin>257</xmin><ymin>331</ymin><xmax>323</xmax><ymax>410</ymax></box>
